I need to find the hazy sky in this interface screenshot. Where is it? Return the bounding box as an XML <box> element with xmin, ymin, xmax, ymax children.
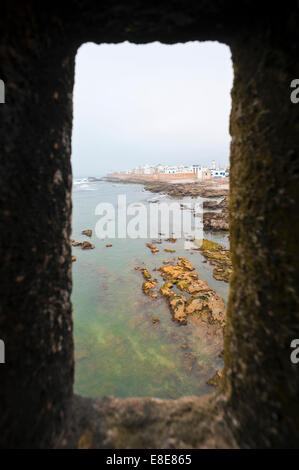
<box><xmin>72</xmin><ymin>41</ymin><xmax>233</xmax><ymax>177</ymax></box>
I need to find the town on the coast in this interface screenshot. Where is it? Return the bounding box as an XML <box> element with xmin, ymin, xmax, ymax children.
<box><xmin>108</xmin><ymin>160</ymin><xmax>229</xmax><ymax>181</ymax></box>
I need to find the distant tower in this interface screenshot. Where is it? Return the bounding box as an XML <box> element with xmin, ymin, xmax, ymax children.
<box><xmin>211</xmin><ymin>160</ymin><xmax>216</xmax><ymax>170</ymax></box>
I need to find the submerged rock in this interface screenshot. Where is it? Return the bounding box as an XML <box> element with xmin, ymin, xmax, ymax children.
<box><xmin>177</xmin><ymin>257</ymin><xmax>194</xmax><ymax>271</ymax></box>
<box><xmin>135</xmin><ymin>267</ymin><xmax>151</xmax><ymax>280</ymax></box>
<box><xmin>160</xmin><ymin>281</ymin><xmax>174</xmax><ymax>297</ymax></box>
<box><xmin>152</xmin><ymin>316</ymin><xmax>160</xmax><ymax>324</ymax></box>
<box><xmin>203</xmin><ymin>197</ymin><xmax>228</xmax><ymax>211</ymax></box>
<box><xmin>81</xmin><ymin>241</ymin><xmax>95</xmax><ymax>250</ymax></box>
<box><xmin>146</xmin><ymin>243</ymin><xmax>159</xmax><ymax>254</ymax></box>
<box><xmin>136</xmin><ymin>266</ymin><xmax>158</xmax><ymax>297</ymax></box>
<box><xmin>206</xmin><ymin>369</ymin><xmax>223</xmax><ymax>387</ymax></box>
<box><xmin>143</xmin><ymin>180</ymin><xmax>229</xmax><ymax>199</ymax></box>
<box><xmin>183</xmin><ymin>352</ymin><xmax>197</xmax><ymax>372</ymax></box>
<box><xmin>203</xmin><ymin>200</ymin><xmax>219</xmax><ymax>210</ymax></box>
<box><xmin>72</xmin><ymin>240</ymin><xmax>95</xmax><ymax>250</ymax></box>
<box><xmin>202</xmin><ymin>212</ymin><xmax>229</xmax><ymax>232</ymax></box>
<box><xmin>198</xmin><ymin>239</ymin><xmax>232</xmax><ymax>283</ymax></box>
<box><xmin>158</xmin><ymin>257</ymin><xmax>226</xmax><ymax>326</ymax></box>
<box><xmin>169</xmin><ymin>293</ymin><xmax>187</xmax><ymax>324</ymax></box>
<box><xmin>82</xmin><ymin>229</ymin><xmax>92</xmax><ymax>237</ymax></box>
<box><xmin>142</xmin><ymin>279</ymin><xmax>158</xmax><ymax>296</ymax></box>
<box><xmin>72</xmin><ymin>241</ymin><xmax>82</xmax><ymax>247</ymax></box>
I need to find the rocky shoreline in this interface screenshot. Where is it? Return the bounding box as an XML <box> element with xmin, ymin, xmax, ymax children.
<box><xmin>106</xmin><ymin>176</ymin><xmax>230</xmax><ymax>234</ymax></box>
<box><xmin>196</xmin><ymin>239</ymin><xmax>232</xmax><ymax>283</ymax></box>
<box><xmin>105</xmin><ymin>175</ymin><xmax>229</xmax><ymax>199</ymax></box>
<box><xmin>134</xmin><ymin>233</ymin><xmax>231</xmax><ymax>388</ymax></box>
<box><xmin>106</xmin><ymin>176</ymin><xmax>230</xmax><ymax>387</ymax></box>
<box><xmin>136</xmin><ymin>247</ymin><xmax>228</xmax><ymax>329</ymax></box>
<box><xmin>72</xmin><ymin>178</ymin><xmax>231</xmax><ymax>390</ymax></box>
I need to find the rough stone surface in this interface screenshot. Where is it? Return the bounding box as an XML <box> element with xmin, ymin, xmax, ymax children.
<box><xmin>57</xmin><ymin>394</ymin><xmax>236</xmax><ymax>449</ymax></box>
<box><xmin>224</xmin><ymin>27</ymin><xmax>299</xmax><ymax>447</ymax></box>
<box><xmin>0</xmin><ymin>0</ymin><xmax>298</xmax><ymax>449</ymax></box>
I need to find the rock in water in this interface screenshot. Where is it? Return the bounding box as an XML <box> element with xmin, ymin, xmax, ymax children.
<box><xmin>198</xmin><ymin>239</ymin><xmax>232</xmax><ymax>283</ymax></box>
<box><xmin>158</xmin><ymin>257</ymin><xmax>226</xmax><ymax>327</ymax></box>
<box><xmin>81</xmin><ymin>241</ymin><xmax>95</xmax><ymax>250</ymax></box>
<box><xmin>206</xmin><ymin>369</ymin><xmax>223</xmax><ymax>387</ymax></box>
<box><xmin>146</xmin><ymin>243</ymin><xmax>159</xmax><ymax>254</ymax></box>
<box><xmin>82</xmin><ymin>229</ymin><xmax>92</xmax><ymax>237</ymax></box>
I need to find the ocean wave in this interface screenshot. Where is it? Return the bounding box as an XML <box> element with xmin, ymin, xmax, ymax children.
<box><xmin>147</xmin><ymin>194</ymin><xmax>167</xmax><ymax>203</ymax></box>
<box><xmin>73</xmin><ymin>179</ymin><xmax>97</xmax><ymax>190</ymax></box>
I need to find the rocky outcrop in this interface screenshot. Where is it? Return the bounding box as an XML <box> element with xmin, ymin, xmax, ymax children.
<box><xmin>106</xmin><ymin>177</ymin><xmax>229</xmax><ymax>200</ymax></box>
<box><xmin>159</xmin><ymin>257</ymin><xmax>225</xmax><ymax>326</ymax></box>
<box><xmin>82</xmin><ymin>229</ymin><xmax>92</xmax><ymax>237</ymax></box>
<box><xmin>72</xmin><ymin>240</ymin><xmax>95</xmax><ymax>250</ymax></box>
<box><xmin>142</xmin><ymin>280</ymin><xmax>158</xmax><ymax>296</ymax></box>
<box><xmin>81</xmin><ymin>241</ymin><xmax>95</xmax><ymax>250</ymax></box>
<box><xmin>135</xmin><ymin>266</ymin><xmax>151</xmax><ymax>280</ymax></box>
<box><xmin>72</xmin><ymin>241</ymin><xmax>82</xmax><ymax>247</ymax></box>
<box><xmin>196</xmin><ymin>239</ymin><xmax>232</xmax><ymax>283</ymax></box>
<box><xmin>206</xmin><ymin>370</ymin><xmax>223</xmax><ymax>388</ymax></box>
<box><xmin>165</xmin><ymin>237</ymin><xmax>177</xmax><ymax>243</ymax></box>
<box><xmin>202</xmin><ymin>212</ymin><xmax>229</xmax><ymax>232</ymax></box>
<box><xmin>203</xmin><ymin>200</ymin><xmax>219</xmax><ymax>210</ymax></box>
<box><xmin>136</xmin><ymin>266</ymin><xmax>158</xmax><ymax>298</ymax></box>
<box><xmin>203</xmin><ymin>197</ymin><xmax>228</xmax><ymax>211</ymax></box>
<box><xmin>146</xmin><ymin>243</ymin><xmax>159</xmax><ymax>254</ymax></box>
<box><xmin>145</xmin><ymin>181</ymin><xmax>229</xmax><ymax>199</ymax></box>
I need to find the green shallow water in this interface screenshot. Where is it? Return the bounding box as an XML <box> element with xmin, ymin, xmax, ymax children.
<box><xmin>72</xmin><ymin>180</ymin><xmax>229</xmax><ymax>399</ymax></box>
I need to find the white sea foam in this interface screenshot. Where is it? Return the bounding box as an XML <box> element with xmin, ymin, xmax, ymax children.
<box><xmin>73</xmin><ymin>178</ymin><xmax>97</xmax><ymax>190</ymax></box>
<box><xmin>147</xmin><ymin>194</ymin><xmax>167</xmax><ymax>203</ymax></box>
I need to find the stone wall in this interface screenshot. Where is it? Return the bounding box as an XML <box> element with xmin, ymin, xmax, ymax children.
<box><xmin>0</xmin><ymin>0</ymin><xmax>298</xmax><ymax>448</ymax></box>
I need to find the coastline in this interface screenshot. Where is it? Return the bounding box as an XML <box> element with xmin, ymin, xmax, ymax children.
<box><xmin>104</xmin><ymin>174</ymin><xmax>229</xmax><ymax>199</ymax></box>
<box><xmin>72</xmin><ymin>178</ymin><xmax>231</xmax><ymax>397</ymax></box>
<box><xmin>104</xmin><ymin>175</ymin><xmax>230</xmax><ymax>232</ymax></box>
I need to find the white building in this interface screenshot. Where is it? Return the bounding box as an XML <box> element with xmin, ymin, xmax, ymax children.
<box><xmin>180</xmin><ymin>165</ymin><xmax>194</xmax><ymax>174</ymax></box>
<box><xmin>163</xmin><ymin>166</ymin><xmax>180</xmax><ymax>174</ymax></box>
<box><xmin>192</xmin><ymin>165</ymin><xmax>211</xmax><ymax>180</ymax></box>
<box><xmin>120</xmin><ymin>163</ymin><xmax>227</xmax><ymax>178</ymax></box>
<box><xmin>162</xmin><ymin>165</ymin><xmax>194</xmax><ymax>174</ymax></box>
<box><xmin>154</xmin><ymin>164</ymin><xmax>165</xmax><ymax>174</ymax></box>
<box><xmin>211</xmin><ymin>168</ymin><xmax>226</xmax><ymax>178</ymax></box>
<box><xmin>142</xmin><ymin>164</ymin><xmax>154</xmax><ymax>175</ymax></box>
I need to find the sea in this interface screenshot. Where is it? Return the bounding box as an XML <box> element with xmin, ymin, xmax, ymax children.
<box><xmin>72</xmin><ymin>178</ymin><xmax>229</xmax><ymax>399</ymax></box>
